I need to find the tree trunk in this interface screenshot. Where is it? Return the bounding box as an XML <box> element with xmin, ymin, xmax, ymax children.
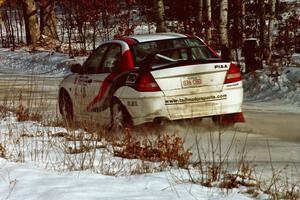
<box><xmin>155</xmin><ymin>0</ymin><xmax>167</xmax><ymax>33</ymax></box>
<box><xmin>197</xmin><ymin>0</ymin><xmax>203</xmax><ymax>23</ymax></box>
<box><xmin>40</xmin><ymin>0</ymin><xmax>58</xmax><ymax>40</ymax></box>
<box><xmin>232</xmin><ymin>0</ymin><xmax>242</xmax><ymax>61</ymax></box>
<box><xmin>0</xmin><ymin>23</ymin><xmax>3</xmax><ymax>47</ymax></box>
<box><xmin>267</xmin><ymin>0</ymin><xmax>276</xmax><ymax>64</ymax></box>
<box><xmin>205</xmin><ymin>0</ymin><xmax>212</xmax><ymax>44</ymax></box>
<box><xmin>275</xmin><ymin>0</ymin><xmax>280</xmax><ymax>14</ymax></box>
<box><xmin>22</xmin><ymin>0</ymin><xmax>40</xmax><ymax>45</ymax></box>
<box><xmin>14</xmin><ymin>5</ymin><xmax>20</xmax><ymax>44</ymax></box>
<box><xmin>8</xmin><ymin>0</ymin><xmax>15</xmax><ymax>49</ymax></box>
<box><xmin>258</xmin><ymin>0</ymin><xmax>265</xmax><ymax>64</ymax></box>
<box><xmin>17</xmin><ymin>3</ymin><xmax>25</xmax><ymax>44</ymax></box>
<box><xmin>219</xmin><ymin>0</ymin><xmax>231</xmax><ymax>60</ymax></box>
<box><xmin>241</xmin><ymin>0</ymin><xmax>246</xmax><ymax>41</ymax></box>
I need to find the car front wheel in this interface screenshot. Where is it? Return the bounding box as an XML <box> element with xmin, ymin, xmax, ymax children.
<box><xmin>59</xmin><ymin>90</ymin><xmax>74</xmax><ymax>126</ymax></box>
<box><xmin>110</xmin><ymin>99</ymin><xmax>132</xmax><ymax>132</ymax></box>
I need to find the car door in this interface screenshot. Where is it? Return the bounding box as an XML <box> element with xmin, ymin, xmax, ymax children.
<box><xmin>79</xmin><ymin>44</ymin><xmax>122</xmax><ymax>125</ymax></box>
<box><xmin>73</xmin><ymin>44</ymin><xmax>109</xmax><ymax>119</ymax></box>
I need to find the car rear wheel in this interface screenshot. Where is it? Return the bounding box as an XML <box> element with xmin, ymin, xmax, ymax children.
<box><xmin>59</xmin><ymin>90</ymin><xmax>74</xmax><ymax>125</ymax></box>
<box><xmin>110</xmin><ymin>99</ymin><xmax>132</xmax><ymax>132</ymax></box>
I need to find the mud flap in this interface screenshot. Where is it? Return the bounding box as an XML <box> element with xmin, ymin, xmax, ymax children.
<box><xmin>221</xmin><ymin>112</ymin><xmax>245</xmax><ymax>124</ymax></box>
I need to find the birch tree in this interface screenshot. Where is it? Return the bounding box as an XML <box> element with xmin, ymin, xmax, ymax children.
<box><xmin>241</xmin><ymin>0</ymin><xmax>246</xmax><ymax>41</ymax></box>
<box><xmin>22</xmin><ymin>0</ymin><xmax>40</xmax><ymax>44</ymax></box>
<box><xmin>197</xmin><ymin>0</ymin><xmax>203</xmax><ymax>23</ymax></box>
<box><xmin>258</xmin><ymin>0</ymin><xmax>266</xmax><ymax>63</ymax></box>
<box><xmin>40</xmin><ymin>0</ymin><xmax>58</xmax><ymax>40</ymax></box>
<box><xmin>155</xmin><ymin>0</ymin><xmax>167</xmax><ymax>32</ymax></box>
<box><xmin>219</xmin><ymin>0</ymin><xmax>231</xmax><ymax>60</ymax></box>
<box><xmin>267</xmin><ymin>0</ymin><xmax>276</xmax><ymax>64</ymax></box>
<box><xmin>205</xmin><ymin>0</ymin><xmax>212</xmax><ymax>43</ymax></box>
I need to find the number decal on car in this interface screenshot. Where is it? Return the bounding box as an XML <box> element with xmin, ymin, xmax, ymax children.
<box><xmin>126</xmin><ymin>73</ymin><xmax>139</xmax><ymax>86</ymax></box>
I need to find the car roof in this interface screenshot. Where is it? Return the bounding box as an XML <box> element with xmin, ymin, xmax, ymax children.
<box><xmin>126</xmin><ymin>32</ymin><xmax>188</xmax><ymax>43</ymax></box>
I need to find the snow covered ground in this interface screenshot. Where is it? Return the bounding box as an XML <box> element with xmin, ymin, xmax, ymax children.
<box><xmin>0</xmin><ymin>48</ymin><xmax>299</xmax><ymax>199</ymax></box>
<box><xmin>0</xmin><ymin>48</ymin><xmax>86</xmax><ymax>77</ymax></box>
<box><xmin>0</xmin><ymin>112</ymin><xmax>265</xmax><ymax>200</ymax></box>
<box><xmin>0</xmin><ymin>159</ymin><xmax>253</xmax><ymax>200</ymax></box>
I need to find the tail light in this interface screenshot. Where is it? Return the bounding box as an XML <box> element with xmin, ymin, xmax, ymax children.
<box><xmin>224</xmin><ymin>63</ymin><xmax>242</xmax><ymax>84</ymax></box>
<box><xmin>135</xmin><ymin>73</ymin><xmax>161</xmax><ymax>92</ymax></box>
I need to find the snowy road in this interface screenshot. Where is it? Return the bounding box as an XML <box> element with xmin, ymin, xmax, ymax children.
<box><xmin>0</xmin><ymin>73</ymin><xmax>61</xmax><ymax>118</ymax></box>
<box><xmin>0</xmin><ymin>73</ymin><xmax>299</xmax><ymax>173</ymax></box>
<box><xmin>242</xmin><ymin>109</ymin><xmax>300</xmax><ymax>142</ymax></box>
<box><xmin>1</xmin><ymin>74</ymin><xmax>299</xmax><ymax>140</ymax></box>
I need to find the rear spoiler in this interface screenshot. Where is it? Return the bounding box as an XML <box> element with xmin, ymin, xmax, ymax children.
<box><xmin>137</xmin><ymin>46</ymin><xmax>222</xmax><ymax>71</ymax></box>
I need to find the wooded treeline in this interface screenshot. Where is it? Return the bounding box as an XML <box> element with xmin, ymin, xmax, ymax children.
<box><xmin>0</xmin><ymin>0</ymin><xmax>299</xmax><ymax>63</ymax></box>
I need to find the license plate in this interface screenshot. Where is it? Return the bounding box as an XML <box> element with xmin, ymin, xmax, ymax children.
<box><xmin>181</xmin><ymin>75</ymin><xmax>202</xmax><ymax>88</ymax></box>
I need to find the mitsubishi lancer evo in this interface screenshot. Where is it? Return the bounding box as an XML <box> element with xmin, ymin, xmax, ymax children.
<box><xmin>58</xmin><ymin>33</ymin><xmax>244</xmax><ymax>130</ymax></box>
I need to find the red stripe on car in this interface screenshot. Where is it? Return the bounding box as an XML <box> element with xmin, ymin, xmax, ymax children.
<box><xmin>119</xmin><ymin>37</ymin><xmax>137</xmax><ymax>46</ymax></box>
<box><xmin>86</xmin><ymin>49</ymin><xmax>134</xmax><ymax>111</ymax></box>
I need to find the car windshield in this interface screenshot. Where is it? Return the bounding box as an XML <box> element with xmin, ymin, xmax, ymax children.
<box><xmin>131</xmin><ymin>38</ymin><xmax>219</xmax><ymax>68</ymax></box>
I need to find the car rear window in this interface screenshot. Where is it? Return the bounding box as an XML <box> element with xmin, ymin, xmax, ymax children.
<box><xmin>131</xmin><ymin>38</ymin><xmax>219</xmax><ymax>68</ymax></box>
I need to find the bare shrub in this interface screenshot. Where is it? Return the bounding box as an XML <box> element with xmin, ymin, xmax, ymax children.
<box><xmin>15</xmin><ymin>103</ymin><xmax>42</xmax><ymax>122</ymax></box>
<box><xmin>180</xmin><ymin>127</ymin><xmax>266</xmax><ymax>197</ymax></box>
<box><xmin>0</xmin><ymin>105</ymin><xmax>10</xmax><ymax>118</ymax></box>
<box><xmin>113</xmin><ymin>129</ymin><xmax>192</xmax><ymax>168</ymax></box>
<box><xmin>0</xmin><ymin>143</ymin><xmax>6</xmax><ymax>158</ymax></box>
<box><xmin>257</xmin><ymin>142</ymin><xmax>300</xmax><ymax>200</ymax></box>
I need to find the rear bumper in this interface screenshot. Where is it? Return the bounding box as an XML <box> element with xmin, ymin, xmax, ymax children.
<box><xmin>165</xmin><ymin>86</ymin><xmax>243</xmax><ymax>120</ymax></box>
<box><xmin>115</xmin><ymin>84</ymin><xmax>243</xmax><ymax>126</ymax></box>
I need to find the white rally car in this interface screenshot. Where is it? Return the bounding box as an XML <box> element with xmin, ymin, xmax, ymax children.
<box><xmin>58</xmin><ymin>33</ymin><xmax>244</xmax><ymax>129</ymax></box>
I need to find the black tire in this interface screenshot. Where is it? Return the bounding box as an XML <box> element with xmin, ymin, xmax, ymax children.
<box><xmin>59</xmin><ymin>90</ymin><xmax>74</xmax><ymax>125</ymax></box>
<box><xmin>110</xmin><ymin>99</ymin><xmax>132</xmax><ymax>131</ymax></box>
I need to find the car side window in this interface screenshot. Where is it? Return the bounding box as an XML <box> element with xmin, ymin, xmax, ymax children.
<box><xmin>83</xmin><ymin>45</ymin><xmax>108</xmax><ymax>73</ymax></box>
<box><xmin>101</xmin><ymin>44</ymin><xmax>121</xmax><ymax>73</ymax></box>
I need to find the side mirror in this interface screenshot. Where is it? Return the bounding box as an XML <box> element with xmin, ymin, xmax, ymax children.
<box><xmin>70</xmin><ymin>63</ymin><xmax>83</xmax><ymax>74</ymax></box>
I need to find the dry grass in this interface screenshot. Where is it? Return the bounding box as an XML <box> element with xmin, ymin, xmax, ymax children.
<box><xmin>0</xmin><ymin>143</ymin><xmax>6</xmax><ymax>158</ymax></box>
<box><xmin>15</xmin><ymin>103</ymin><xmax>42</xmax><ymax>122</ymax></box>
<box><xmin>113</xmin><ymin>129</ymin><xmax>192</xmax><ymax>168</ymax></box>
<box><xmin>182</xmin><ymin>129</ymin><xmax>300</xmax><ymax>199</ymax></box>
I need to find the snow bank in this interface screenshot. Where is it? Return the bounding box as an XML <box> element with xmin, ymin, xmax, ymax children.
<box><xmin>133</xmin><ymin>23</ymin><xmax>156</xmax><ymax>35</ymax></box>
<box><xmin>243</xmin><ymin>65</ymin><xmax>300</xmax><ymax>106</ymax></box>
<box><xmin>0</xmin><ymin>48</ymin><xmax>78</xmax><ymax>76</ymax></box>
<box><xmin>280</xmin><ymin>0</ymin><xmax>299</xmax><ymax>2</ymax></box>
